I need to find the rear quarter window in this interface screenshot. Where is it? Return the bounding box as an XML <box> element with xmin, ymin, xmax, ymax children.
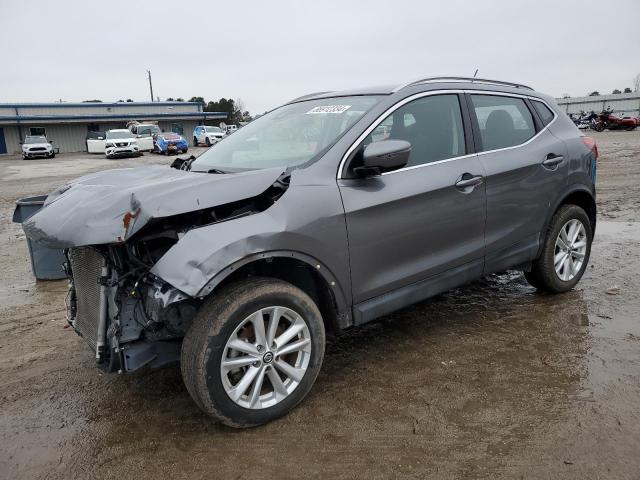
<box><xmin>531</xmin><ymin>100</ymin><xmax>556</xmax><ymax>126</ymax></box>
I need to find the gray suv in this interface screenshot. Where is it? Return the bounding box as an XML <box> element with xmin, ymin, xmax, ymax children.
<box><xmin>24</xmin><ymin>77</ymin><xmax>597</xmax><ymax>427</ymax></box>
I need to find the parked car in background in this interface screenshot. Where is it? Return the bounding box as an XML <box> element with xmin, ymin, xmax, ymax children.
<box><xmin>128</xmin><ymin>122</ymin><xmax>161</xmax><ymax>151</ymax></box>
<box><xmin>193</xmin><ymin>125</ymin><xmax>225</xmax><ymax>146</ymax></box>
<box><xmin>22</xmin><ymin>135</ymin><xmax>55</xmax><ymax>159</ymax></box>
<box><xmin>105</xmin><ymin>129</ymin><xmax>141</xmax><ymax>159</ymax></box>
<box><xmin>22</xmin><ymin>76</ymin><xmax>597</xmax><ymax>428</ymax></box>
<box><xmin>153</xmin><ymin>132</ymin><xmax>188</xmax><ymax>155</ymax></box>
<box><xmin>225</xmin><ymin>124</ymin><xmax>238</xmax><ymax>134</ymax></box>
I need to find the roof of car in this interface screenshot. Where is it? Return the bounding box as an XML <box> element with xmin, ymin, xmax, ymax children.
<box><xmin>286</xmin><ymin>77</ymin><xmax>538</xmax><ymax>104</ymax></box>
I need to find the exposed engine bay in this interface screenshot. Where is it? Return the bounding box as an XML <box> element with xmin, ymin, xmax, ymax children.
<box><xmin>60</xmin><ymin>167</ymin><xmax>291</xmax><ymax>373</ymax></box>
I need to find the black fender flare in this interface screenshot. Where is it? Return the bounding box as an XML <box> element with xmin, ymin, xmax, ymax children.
<box><xmin>197</xmin><ymin>250</ymin><xmax>351</xmax><ymax>326</ymax></box>
<box><xmin>536</xmin><ymin>184</ymin><xmax>596</xmax><ymax>258</ymax></box>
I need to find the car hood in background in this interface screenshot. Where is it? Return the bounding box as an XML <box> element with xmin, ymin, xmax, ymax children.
<box><xmin>23</xmin><ymin>142</ymin><xmax>51</xmax><ymax>150</ymax></box>
<box><xmin>22</xmin><ymin>165</ymin><xmax>284</xmax><ymax>248</ymax></box>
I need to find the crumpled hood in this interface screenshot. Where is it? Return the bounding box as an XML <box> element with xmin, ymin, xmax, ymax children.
<box><xmin>23</xmin><ymin>165</ymin><xmax>284</xmax><ymax>248</ymax></box>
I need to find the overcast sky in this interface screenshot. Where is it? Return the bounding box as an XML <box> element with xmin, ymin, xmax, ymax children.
<box><xmin>2</xmin><ymin>0</ymin><xmax>639</xmax><ymax>113</ymax></box>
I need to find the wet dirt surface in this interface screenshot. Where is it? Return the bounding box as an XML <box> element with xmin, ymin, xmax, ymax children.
<box><xmin>0</xmin><ymin>133</ymin><xmax>639</xmax><ymax>479</ymax></box>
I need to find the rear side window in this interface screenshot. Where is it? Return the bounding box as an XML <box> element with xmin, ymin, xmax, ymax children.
<box><xmin>531</xmin><ymin>100</ymin><xmax>555</xmax><ymax>126</ymax></box>
<box><xmin>362</xmin><ymin>94</ymin><xmax>466</xmax><ymax>168</ymax></box>
<box><xmin>470</xmin><ymin>95</ymin><xmax>536</xmax><ymax>151</ymax></box>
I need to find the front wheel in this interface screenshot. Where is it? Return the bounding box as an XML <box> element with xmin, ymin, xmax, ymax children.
<box><xmin>205</xmin><ymin>137</ymin><xmax>211</xmax><ymax>147</ymax></box>
<box><xmin>524</xmin><ymin>204</ymin><xmax>592</xmax><ymax>293</ymax></box>
<box><xmin>181</xmin><ymin>277</ymin><xmax>326</xmax><ymax>428</ymax></box>
<box><xmin>193</xmin><ymin>137</ymin><xmax>198</xmax><ymax>146</ymax></box>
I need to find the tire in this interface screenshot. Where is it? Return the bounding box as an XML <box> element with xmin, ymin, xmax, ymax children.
<box><xmin>49</xmin><ymin>152</ymin><xmax>55</xmax><ymax>159</ymax></box>
<box><xmin>593</xmin><ymin>123</ymin><xmax>605</xmax><ymax>132</ymax></box>
<box><xmin>525</xmin><ymin>204</ymin><xmax>592</xmax><ymax>293</ymax></box>
<box><xmin>625</xmin><ymin>125</ymin><xmax>637</xmax><ymax>131</ymax></box>
<box><xmin>193</xmin><ymin>137</ymin><xmax>198</xmax><ymax>146</ymax></box>
<box><xmin>205</xmin><ymin>137</ymin><xmax>211</xmax><ymax>147</ymax></box>
<box><xmin>181</xmin><ymin>277</ymin><xmax>326</xmax><ymax>428</ymax></box>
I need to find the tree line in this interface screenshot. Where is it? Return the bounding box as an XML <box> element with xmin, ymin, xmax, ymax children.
<box><xmin>562</xmin><ymin>73</ymin><xmax>640</xmax><ymax>98</ymax></box>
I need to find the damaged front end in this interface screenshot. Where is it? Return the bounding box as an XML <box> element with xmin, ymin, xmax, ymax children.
<box><xmin>26</xmin><ymin>164</ymin><xmax>290</xmax><ymax>372</ymax></box>
<box><xmin>65</xmin><ymin>245</ymin><xmax>194</xmax><ymax>372</ymax></box>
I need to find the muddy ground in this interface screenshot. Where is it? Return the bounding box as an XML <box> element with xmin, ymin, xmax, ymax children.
<box><xmin>0</xmin><ymin>132</ymin><xmax>639</xmax><ymax>479</ymax></box>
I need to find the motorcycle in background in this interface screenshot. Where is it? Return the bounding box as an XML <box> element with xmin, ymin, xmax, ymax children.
<box><xmin>592</xmin><ymin>107</ymin><xmax>639</xmax><ymax>132</ymax></box>
<box><xmin>570</xmin><ymin>110</ymin><xmax>599</xmax><ymax>130</ymax></box>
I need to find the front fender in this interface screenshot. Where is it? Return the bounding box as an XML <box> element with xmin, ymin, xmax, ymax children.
<box><xmin>149</xmin><ymin>184</ymin><xmax>351</xmax><ymax>308</ymax></box>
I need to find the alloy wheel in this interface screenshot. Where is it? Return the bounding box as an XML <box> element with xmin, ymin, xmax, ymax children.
<box><xmin>220</xmin><ymin>306</ymin><xmax>312</xmax><ymax>409</ymax></box>
<box><xmin>554</xmin><ymin>218</ymin><xmax>587</xmax><ymax>281</ymax></box>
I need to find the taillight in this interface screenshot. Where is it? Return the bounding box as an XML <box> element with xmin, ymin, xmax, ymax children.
<box><xmin>582</xmin><ymin>136</ymin><xmax>598</xmax><ymax>160</ymax></box>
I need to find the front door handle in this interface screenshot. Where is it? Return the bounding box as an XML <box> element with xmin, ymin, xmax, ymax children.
<box><xmin>542</xmin><ymin>154</ymin><xmax>564</xmax><ymax>169</ymax></box>
<box><xmin>455</xmin><ymin>175</ymin><xmax>484</xmax><ymax>189</ymax></box>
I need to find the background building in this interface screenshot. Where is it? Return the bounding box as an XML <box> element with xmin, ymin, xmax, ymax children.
<box><xmin>0</xmin><ymin>101</ymin><xmax>227</xmax><ymax>155</ymax></box>
<box><xmin>555</xmin><ymin>91</ymin><xmax>640</xmax><ymax>117</ymax></box>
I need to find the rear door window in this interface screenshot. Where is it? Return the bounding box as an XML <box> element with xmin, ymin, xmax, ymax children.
<box><xmin>470</xmin><ymin>95</ymin><xmax>536</xmax><ymax>151</ymax></box>
<box><xmin>531</xmin><ymin>100</ymin><xmax>555</xmax><ymax>126</ymax></box>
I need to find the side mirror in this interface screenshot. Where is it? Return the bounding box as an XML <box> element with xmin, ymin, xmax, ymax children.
<box><xmin>355</xmin><ymin>139</ymin><xmax>411</xmax><ymax>177</ymax></box>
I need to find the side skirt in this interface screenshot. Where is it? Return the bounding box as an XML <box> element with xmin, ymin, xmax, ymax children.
<box><xmin>352</xmin><ymin>259</ymin><xmax>484</xmax><ymax>326</ymax></box>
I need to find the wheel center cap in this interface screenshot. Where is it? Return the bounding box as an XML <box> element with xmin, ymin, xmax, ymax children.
<box><xmin>262</xmin><ymin>352</ymin><xmax>274</xmax><ymax>364</ymax></box>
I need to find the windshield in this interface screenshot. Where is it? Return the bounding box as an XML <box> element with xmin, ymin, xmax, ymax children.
<box><xmin>206</xmin><ymin>127</ymin><xmax>222</xmax><ymax>133</ymax></box>
<box><xmin>191</xmin><ymin>95</ymin><xmax>380</xmax><ymax>172</ymax></box>
<box><xmin>106</xmin><ymin>131</ymin><xmax>133</xmax><ymax>139</ymax></box>
<box><xmin>25</xmin><ymin>136</ymin><xmax>47</xmax><ymax>144</ymax></box>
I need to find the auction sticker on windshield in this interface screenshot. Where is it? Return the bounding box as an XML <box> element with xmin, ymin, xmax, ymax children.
<box><xmin>306</xmin><ymin>105</ymin><xmax>351</xmax><ymax>114</ymax></box>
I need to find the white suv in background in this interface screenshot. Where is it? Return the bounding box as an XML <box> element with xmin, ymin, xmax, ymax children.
<box><xmin>193</xmin><ymin>125</ymin><xmax>226</xmax><ymax>146</ymax></box>
<box><xmin>104</xmin><ymin>129</ymin><xmax>141</xmax><ymax>159</ymax></box>
<box><xmin>22</xmin><ymin>135</ymin><xmax>55</xmax><ymax>159</ymax></box>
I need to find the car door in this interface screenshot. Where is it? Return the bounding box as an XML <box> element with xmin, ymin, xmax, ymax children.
<box><xmin>338</xmin><ymin>93</ymin><xmax>486</xmax><ymax>313</ymax></box>
<box><xmin>86</xmin><ymin>132</ymin><xmax>106</xmax><ymax>153</ymax></box>
<box><xmin>136</xmin><ymin>127</ymin><xmax>154</xmax><ymax>151</ymax></box>
<box><xmin>466</xmin><ymin>93</ymin><xmax>569</xmax><ymax>274</ymax></box>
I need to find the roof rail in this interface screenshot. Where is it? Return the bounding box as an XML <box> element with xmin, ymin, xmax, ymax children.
<box><xmin>393</xmin><ymin>77</ymin><xmax>534</xmax><ymax>92</ymax></box>
<box><xmin>286</xmin><ymin>91</ymin><xmax>335</xmax><ymax>104</ymax></box>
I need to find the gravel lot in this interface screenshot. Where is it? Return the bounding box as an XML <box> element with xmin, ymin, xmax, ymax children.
<box><xmin>1</xmin><ymin>133</ymin><xmax>639</xmax><ymax>479</ymax></box>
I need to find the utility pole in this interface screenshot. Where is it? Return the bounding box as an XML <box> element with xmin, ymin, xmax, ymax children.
<box><xmin>147</xmin><ymin>70</ymin><xmax>154</xmax><ymax>102</ymax></box>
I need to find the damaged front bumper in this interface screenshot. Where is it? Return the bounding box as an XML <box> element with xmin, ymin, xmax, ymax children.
<box><xmin>65</xmin><ymin>246</ymin><xmax>196</xmax><ymax>373</ymax></box>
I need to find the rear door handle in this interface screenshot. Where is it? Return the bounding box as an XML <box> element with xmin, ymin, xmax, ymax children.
<box><xmin>455</xmin><ymin>175</ymin><xmax>484</xmax><ymax>189</ymax></box>
<box><xmin>542</xmin><ymin>154</ymin><xmax>564</xmax><ymax>169</ymax></box>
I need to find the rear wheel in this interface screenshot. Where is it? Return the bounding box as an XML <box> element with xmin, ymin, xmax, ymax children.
<box><xmin>181</xmin><ymin>277</ymin><xmax>325</xmax><ymax>427</ymax></box>
<box><xmin>525</xmin><ymin>204</ymin><xmax>592</xmax><ymax>293</ymax></box>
